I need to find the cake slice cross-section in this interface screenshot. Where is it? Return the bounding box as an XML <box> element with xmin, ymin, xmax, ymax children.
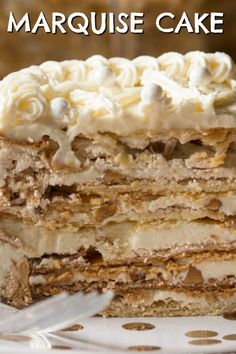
<box><xmin>0</xmin><ymin>52</ymin><xmax>236</xmax><ymax>316</ymax></box>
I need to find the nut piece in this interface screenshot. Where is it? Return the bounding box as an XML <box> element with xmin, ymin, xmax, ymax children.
<box><xmin>205</xmin><ymin>198</ymin><xmax>222</xmax><ymax>211</ymax></box>
<box><xmin>95</xmin><ymin>203</ymin><xmax>118</xmax><ymax>223</ymax></box>
<box><xmin>129</xmin><ymin>271</ymin><xmax>146</xmax><ymax>282</ymax></box>
<box><xmin>184</xmin><ymin>266</ymin><xmax>204</xmax><ymax>285</ymax></box>
<box><xmin>103</xmin><ymin>170</ymin><xmax>125</xmax><ymax>183</ymax></box>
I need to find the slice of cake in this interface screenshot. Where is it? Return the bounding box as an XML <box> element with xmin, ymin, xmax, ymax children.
<box><xmin>0</xmin><ymin>52</ymin><xmax>236</xmax><ymax>316</ymax></box>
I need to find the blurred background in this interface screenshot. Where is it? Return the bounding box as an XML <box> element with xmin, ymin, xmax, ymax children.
<box><xmin>0</xmin><ymin>0</ymin><xmax>235</xmax><ymax>77</ymax></box>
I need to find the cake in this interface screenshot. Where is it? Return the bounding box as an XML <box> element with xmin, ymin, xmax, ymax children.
<box><xmin>0</xmin><ymin>52</ymin><xmax>236</xmax><ymax>316</ymax></box>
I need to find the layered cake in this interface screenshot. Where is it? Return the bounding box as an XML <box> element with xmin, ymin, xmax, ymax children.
<box><xmin>0</xmin><ymin>52</ymin><xmax>236</xmax><ymax>316</ymax></box>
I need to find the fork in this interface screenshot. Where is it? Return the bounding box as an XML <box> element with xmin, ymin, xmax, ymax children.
<box><xmin>0</xmin><ymin>291</ymin><xmax>113</xmax><ymax>333</ymax></box>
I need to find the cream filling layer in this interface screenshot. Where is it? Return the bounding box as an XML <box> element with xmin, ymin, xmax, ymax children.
<box><xmin>196</xmin><ymin>260</ymin><xmax>236</xmax><ymax>280</ymax></box>
<box><xmin>0</xmin><ymin>218</ymin><xmax>235</xmax><ymax>258</ymax></box>
<box><xmin>140</xmin><ymin>290</ymin><xmax>236</xmax><ymax>306</ymax></box>
<box><xmin>36</xmin><ymin>191</ymin><xmax>236</xmax><ymax>228</ymax></box>
<box><xmin>127</xmin><ymin>221</ymin><xmax>236</xmax><ymax>251</ymax></box>
<box><xmin>29</xmin><ymin>260</ymin><xmax>236</xmax><ymax>285</ymax></box>
<box><xmin>121</xmin><ymin>192</ymin><xmax>236</xmax><ymax>216</ymax></box>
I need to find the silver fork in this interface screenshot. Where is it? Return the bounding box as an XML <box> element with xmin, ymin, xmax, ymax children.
<box><xmin>0</xmin><ymin>291</ymin><xmax>113</xmax><ymax>333</ymax></box>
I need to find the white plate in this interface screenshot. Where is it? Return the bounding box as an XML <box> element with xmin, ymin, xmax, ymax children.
<box><xmin>0</xmin><ymin>315</ymin><xmax>235</xmax><ymax>353</ymax></box>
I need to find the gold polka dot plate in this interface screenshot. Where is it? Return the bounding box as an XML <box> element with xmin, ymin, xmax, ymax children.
<box><xmin>0</xmin><ymin>315</ymin><xmax>236</xmax><ymax>352</ymax></box>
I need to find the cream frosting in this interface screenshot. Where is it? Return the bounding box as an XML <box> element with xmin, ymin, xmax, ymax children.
<box><xmin>0</xmin><ymin>52</ymin><xmax>235</xmax><ymax>167</ymax></box>
<box><xmin>0</xmin><ymin>218</ymin><xmax>235</xmax><ymax>258</ymax></box>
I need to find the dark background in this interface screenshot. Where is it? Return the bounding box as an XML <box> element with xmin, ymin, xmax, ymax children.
<box><xmin>0</xmin><ymin>0</ymin><xmax>235</xmax><ymax>77</ymax></box>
